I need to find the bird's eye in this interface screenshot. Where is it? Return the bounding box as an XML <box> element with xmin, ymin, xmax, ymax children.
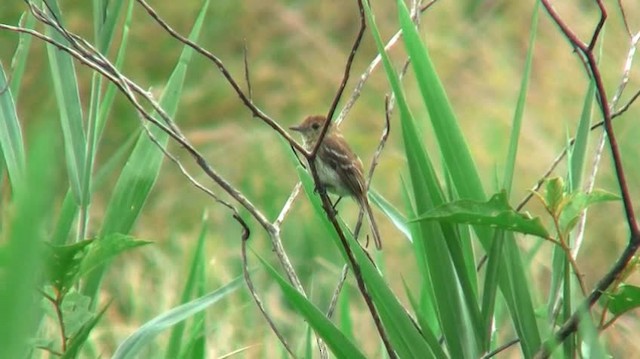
<box><xmin>312</xmin><ymin>123</ymin><xmax>320</xmax><ymax>130</ymax></box>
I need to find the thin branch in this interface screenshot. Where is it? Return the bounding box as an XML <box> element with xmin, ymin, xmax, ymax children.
<box><xmin>616</xmin><ymin>0</ymin><xmax>633</xmax><ymax>38</ymax></box>
<box><xmin>134</xmin><ymin>0</ymin><xmax>305</xmax><ymax>153</ymax></box>
<box><xmin>481</xmin><ymin>338</ymin><xmax>520</xmax><ymax>359</ymax></box>
<box><xmin>292</xmin><ymin>1</ymin><xmax>395</xmax><ymax>355</ymax></box>
<box><xmin>241</xmin><ymin>231</ymin><xmax>296</xmax><ymax>358</ymax></box>
<box><xmin>335</xmin><ymin>0</ymin><xmax>439</xmax><ymax>126</ymax></box>
<box><xmin>326</xmin><ymin>264</ymin><xmax>350</xmax><ymax>319</ymax></box>
<box><xmin>587</xmin><ymin>0</ymin><xmax>607</xmax><ymax>52</ymax></box>
<box><xmin>325</xmin><ymin>0</ymin><xmax>366</xmax><ymax>124</ymax></box>
<box><xmin>536</xmin><ymin>1</ymin><xmax>640</xmax><ymax>356</ymax></box>
<box><xmin>310</xmin><ymin>0</ymin><xmax>366</xmax><ymax>160</ymax></box>
<box><xmin>243</xmin><ymin>41</ymin><xmax>253</xmax><ymax>101</ymax></box>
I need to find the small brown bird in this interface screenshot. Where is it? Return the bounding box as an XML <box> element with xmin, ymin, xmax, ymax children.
<box><xmin>290</xmin><ymin>115</ymin><xmax>382</xmax><ymax>250</ymax></box>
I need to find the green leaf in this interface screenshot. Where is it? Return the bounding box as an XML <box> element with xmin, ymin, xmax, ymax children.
<box><xmin>577</xmin><ymin>306</ymin><xmax>607</xmax><ymax>358</ymax></box>
<box><xmin>367</xmin><ymin>2</ymin><xmax>481</xmax><ymax>356</ymax></box>
<box><xmin>79</xmin><ymin>234</ymin><xmax>151</xmax><ymax>277</ymax></box>
<box><xmin>544</xmin><ymin>177</ymin><xmax>566</xmax><ymax>214</ymax></box>
<box><xmin>607</xmin><ymin>284</ymin><xmax>640</xmax><ymax>316</ymax></box>
<box><xmin>10</xmin><ymin>11</ymin><xmax>37</xmax><ymax>99</ymax></box>
<box><xmin>344</xmin><ymin>216</ymin><xmax>446</xmax><ymax>359</ymax></box>
<box><xmin>370</xmin><ymin>188</ymin><xmax>411</xmax><ymax>241</ymax></box>
<box><xmin>503</xmin><ymin>0</ymin><xmax>539</xmax><ymax>193</ymax></box>
<box><xmin>257</xmin><ymin>253</ymin><xmax>367</xmax><ymax>359</ymax></box>
<box><xmin>46</xmin><ymin>240</ymin><xmax>94</xmax><ymax>295</ymax></box>
<box><xmin>558</xmin><ymin>190</ymin><xmax>620</xmax><ymax>235</ymax></box>
<box><xmin>166</xmin><ymin>213</ymin><xmax>210</xmax><ymax>358</ymax></box>
<box><xmin>393</xmin><ymin>0</ymin><xmax>542</xmax><ymax>354</ymax></box>
<box><xmin>100</xmin><ymin>0</ymin><xmax>207</xmax><ymax>236</ymax></box>
<box><xmin>0</xmin><ymin>62</ymin><xmax>26</xmax><ymax>190</ymax></box>
<box><xmin>44</xmin><ymin>2</ymin><xmax>87</xmax><ymax>206</ymax></box>
<box><xmin>413</xmin><ymin>191</ymin><xmax>550</xmax><ymax>238</ymax></box>
<box><xmin>86</xmin><ymin>0</ymin><xmax>209</xmax><ymax>302</ymax></box>
<box><xmin>568</xmin><ymin>80</ymin><xmax>596</xmax><ymax>191</ymax></box>
<box><xmin>111</xmin><ymin>277</ymin><xmax>243</xmax><ymax>359</ymax></box>
<box><xmin>62</xmin><ymin>304</ymin><xmax>109</xmax><ymax>359</ymax></box>
<box><xmin>61</xmin><ymin>291</ymin><xmax>94</xmax><ymax>338</ymax></box>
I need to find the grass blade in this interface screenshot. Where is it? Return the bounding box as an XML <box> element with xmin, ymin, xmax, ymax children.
<box><xmin>111</xmin><ymin>277</ymin><xmax>243</xmax><ymax>359</ymax></box>
<box><xmin>0</xmin><ymin>62</ymin><xmax>25</xmax><ymax>189</ymax></box>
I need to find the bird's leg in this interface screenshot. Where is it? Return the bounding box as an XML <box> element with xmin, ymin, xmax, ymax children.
<box><xmin>332</xmin><ymin>196</ymin><xmax>343</xmax><ymax>213</ymax></box>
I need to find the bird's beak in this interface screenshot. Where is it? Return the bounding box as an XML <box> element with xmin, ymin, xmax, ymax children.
<box><xmin>289</xmin><ymin>124</ymin><xmax>303</xmax><ymax>132</ymax></box>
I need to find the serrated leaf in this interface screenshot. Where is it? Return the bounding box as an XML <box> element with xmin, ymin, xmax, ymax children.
<box><xmin>413</xmin><ymin>191</ymin><xmax>549</xmax><ymax>238</ymax></box>
<box><xmin>79</xmin><ymin>234</ymin><xmax>151</xmax><ymax>277</ymax></box>
<box><xmin>46</xmin><ymin>240</ymin><xmax>94</xmax><ymax>295</ymax></box>
<box><xmin>607</xmin><ymin>284</ymin><xmax>640</xmax><ymax>316</ymax></box>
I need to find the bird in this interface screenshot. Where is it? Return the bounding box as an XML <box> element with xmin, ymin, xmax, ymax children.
<box><xmin>290</xmin><ymin>115</ymin><xmax>382</xmax><ymax>249</ymax></box>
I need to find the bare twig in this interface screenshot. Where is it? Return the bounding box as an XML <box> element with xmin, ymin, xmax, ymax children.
<box><xmin>326</xmin><ymin>264</ymin><xmax>350</xmax><ymax>319</ymax></box>
<box><xmin>481</xmin><ymin>338</ymin><xmax>521</xmax><ymax>359</ymax></box>
<box><xmin>336</xmin><ymin>0</ymin><xmax>439</xmax><ymax>126</ymax></box>
<box><xmin>242</xmin><ymin>41</ymin><xmax>253</xmax><ymax>101</ymax></box>
<box><xmin>134</xmin><ymin>0</ymin><xmax>305</xmax><ymax>153</ymax></box>
<box><xmin>616</xmin><ymin>0</ymin><xmax>633</xmax><ymax>38</ymax></box>
<box><xmin>309</xmin><ymin>0</ymin><xmax>366</xmax><ymax>161</ymax></box>
<box><xmin>241</xmin><ymin>231</ymin><xmax>296</xmax><ymax>357</ymax></box>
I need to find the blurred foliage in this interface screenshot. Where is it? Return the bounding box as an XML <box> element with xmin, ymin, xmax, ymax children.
<box><xmin>1</xmin><ymin>0</ymin><xmax>640</xmax><ymax>357</ymax></box>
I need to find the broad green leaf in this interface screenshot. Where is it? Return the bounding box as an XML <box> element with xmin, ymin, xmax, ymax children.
<box><xmin>366</xmin><ymin>2</ymin><xmax>480</xmax><ymax>356</ymax></box>
<box><xmin>111</xmin><ymin>277</ymin><xmax>243</xmax><ymax>359</ymax></box>
<box><xmin>395</xmin><ymin>0</ymin><xmax>542</xmax><ymax>354</ymax></box>
<box><xmin>46</xmin><ymin>240</ymin><xmax>94</xmax><ymax>295</ymax></box>
<box><xmin>413</xmin><ymin>191</ymin><xmax>550</xmax><ymax>238</ymax></box>
<box><xmin>568</xmin><ymin>81</ymin><xmax>596</xmax><ymax>191</ymax></box>
<box><xmin>607</xmin><ymin>284</ymin><xmax>640</xmax><ymax>316</ymax></box>
<box><xmin>343</xmin><ymin>213</ymin><xmax>446</xmax><ymax>359</ymax></box>
<box><xmin>297</xmin><ymin>159</ymin><xmax>444</xmax><ymax>357</ymax></box>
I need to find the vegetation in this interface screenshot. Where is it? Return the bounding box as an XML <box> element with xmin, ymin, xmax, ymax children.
<box><xmin>1</xmin><ymin>0</ymin><xmax>639</xmax><ymax>358</ymax></box>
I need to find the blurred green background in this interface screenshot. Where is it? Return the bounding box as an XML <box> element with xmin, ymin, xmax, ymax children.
<box><xmin>1</xmin><ymin>0</ymin><xmax>640</xmax><ymax>357</ymax></box>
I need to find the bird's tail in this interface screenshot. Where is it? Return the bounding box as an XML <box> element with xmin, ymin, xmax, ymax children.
<box><xmin>362</xmin><ymin>197</ymin><xmax>382</xmax><ymax>250</ymax></box>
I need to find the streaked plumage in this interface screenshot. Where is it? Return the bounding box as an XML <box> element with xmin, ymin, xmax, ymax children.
<box><xmin>290</xmin><ymin>115</ymin><xmax>382</xmax><ymax>249</ymax></box>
